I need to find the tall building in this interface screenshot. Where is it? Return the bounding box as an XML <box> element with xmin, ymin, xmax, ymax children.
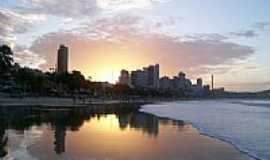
<box><xmin>173</xmin><ymin>71</ymin><xmax>191</xmax><ymax>91</ymax></box>
<box><xmin>118</xmin><ymin>69</ymin><xmax>131</xmax><ymax>86</ymax></box>
<box><xmin>129</xmin><ymin>64</ymin><xmax>160</xmax><ymax>89</ymax></box>
<box><xmin>197</xmin><ymin>78</ymin><xmax>203</xmax><ymax>87</ymax></box>
<box><xmin>147</xmin><ymin>64</ymin><xmax>159</xmax><ymax>89</ymax></box>
<box><xmin>57</xmin><ymin>45</ymin><xmax>69</xmax><ymax>73</ymax></box>
<box><xmin>211</xmin><ymin>74</ymin><xmax>214</xmax><ymax>91</ymax></box>
<box><xmin>131</xmin><ymin>70</ymin><xmax>148</xmax><ymax>88</ymax></box>
<box><xmin>178</xmin><ymin>71</ymin><xmax>186</xmax><ymax>80</ymax></box>
<box><xmin>159</xmin><ymin>76</ymin><xmax>173</xmax><ymax>90</ymax></box>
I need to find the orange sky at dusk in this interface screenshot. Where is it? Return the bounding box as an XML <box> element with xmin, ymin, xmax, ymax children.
<box><xmin>2</xmin><ymin>0</ymin><xmax>270</xmax><ymax>91</ymax></box>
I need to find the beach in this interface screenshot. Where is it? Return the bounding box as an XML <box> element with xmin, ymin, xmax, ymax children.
<box><xmin>0</xmin><ymin>99</ymin><xmax>255</xmax><ymax>160</ymax></box>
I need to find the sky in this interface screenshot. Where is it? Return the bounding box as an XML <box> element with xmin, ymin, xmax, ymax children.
<box><xmin>0</xmin><ymin>0</ymin><xmax>270</xmax><ymax>91</ymax></box>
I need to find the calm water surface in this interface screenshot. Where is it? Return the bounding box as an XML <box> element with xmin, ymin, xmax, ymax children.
<box><xmin>0</xmin><ymin>104</ymin><xmax>250</xmax><ymax>160</ymax></box>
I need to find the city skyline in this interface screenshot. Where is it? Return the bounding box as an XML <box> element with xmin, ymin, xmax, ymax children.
<box><xmin>1</xmin><ymin>0</ymin><xmax>270</xmax><ymax>91</ymax></box>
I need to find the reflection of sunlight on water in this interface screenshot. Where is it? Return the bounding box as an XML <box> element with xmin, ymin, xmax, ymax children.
<box><xmin>0</xmin><ymin>108</ymin><xmax>250</xmax><ymax>160</ymax></box>
<box><xmin>90</xmin><ymin>114</ymin><xmax>120</xmax><ymax>132</ymax></box>
<box><xmin>4</xmin><ymin>126</ymin><xmax>44</xmax><ymax>160</ymax></box>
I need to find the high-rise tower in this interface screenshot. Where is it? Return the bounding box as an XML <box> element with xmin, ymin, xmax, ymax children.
<box><xmin>146</xmin><ymin>64</ymin><xmax>160</xmax><ymax>89</ymax></box>
<box><xmin>118</xmin><ymin>69</ymin><xmax>131</xmax><ymax>86</ymax></box>
<box><xmin>211</xmin><ymin>74</ymin><xmax>214</xmax><ymax>91</ymax></box>
<box><xmin>57</xmin><ymin>45</ymin><xmax>69</xmax><ymax>73</ymax></box>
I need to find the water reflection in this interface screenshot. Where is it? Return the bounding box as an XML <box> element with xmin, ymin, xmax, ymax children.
<box><xmin>0</xmin><ymin>104</ymin><xmax>185</xmax><ymax>159</ymax></box>
<box><xmin>0</xmin><ymin>104</ymin><xmax>249</xmax><ymax>160</ymax></box>
<box><xmin>0</xmin><ymin>121</ymin><xmax>8</xmax><ymax>158</ymax></box>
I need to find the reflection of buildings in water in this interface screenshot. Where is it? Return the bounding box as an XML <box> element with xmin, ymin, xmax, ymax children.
<box><xmin>0</xmin><ymin>106</ymin><xmax>92</xmax><ymax>156</ymax></box>
<box><xmin>159</xmin><ymin>118</ymin><xmax>185</xmax><ymax>131</ymax></box>
<box><xmin>0</xmin><ymin>124</ymin><xmax>8</xmax><ymax>158</ymax></box>
<box><xmin>0</xmin><ymin>104</ymin><xmax>165</xmax><ymax>156</ymax></box>
<box><xmin>118</xmin><ymin>112</ymin><xmax>159</xmax><ymax>136</ymax></box>
<box><xmin>0</xmin><ymin>104</ymin><xmax>188</xmax><ymax>160</ymax></box>
<box><xmin>118</xmin><ymin>112</ymin><xmax>186</xmax><ymax>137</ymax></box>
<box><xmin>130</xmin><ymin>113</ymin><xmax>159</xmax><ymax>136</ymax></box>
<box><xmin>118</xmin><ymin>114</ymin><xmax>131</xmax><ymax>130</ymax></box>
<box><xmin>172</xmin><ymin>120</ymin><xmax>185</xmax><ymax>129</ymax></box>
<box><xmin>52</xmin><ymin>113</ymin><xmax>69</xmax><ymax>155</ymax></box>
<box><xmin>54</xmin><ymin>124</ymin><xmax>66</xmax><ymax>155</ymax></box>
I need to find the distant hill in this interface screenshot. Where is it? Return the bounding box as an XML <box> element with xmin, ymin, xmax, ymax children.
<box><xmin>259</xmin><ymin>90</ymin><xmax>270</xmax><ymax>94</ymax></box>
<box><xmin>221</xmin><ymin>89</ymin><xmax>270</xmax><ymax>99</ymax></box>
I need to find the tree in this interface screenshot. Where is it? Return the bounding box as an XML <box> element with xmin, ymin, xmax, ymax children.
<box><xmin>0</xmin><ymin>45</ymin><xmax>13</xmax><ymax>75</ymax></box>
<box><xmin>68</xmin><ymin>70</ymin><xmax>85</xmax><ymax>91</ymax></box>
<box><xmin>13</xmin><ymin>67</ymin><xmax>49</xmax><ymax>95</ymax></box>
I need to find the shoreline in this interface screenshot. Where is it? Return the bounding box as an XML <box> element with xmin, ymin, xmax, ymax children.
<box><xmin>1</xmin><ymin>96</ymin><xmax>269</xmax><ymax>108</ymax></box>
<box><xmin>0</xmin><ymin>96</ymin><xmax>161</xmax><ymax>108</ymax></box>
<box><xmin>179</xmin><ymin>124</ymin><xmax>253</xmax><ymax>160</ymax></box>
<box><xmin>144</xmin><ymin>112</ymin><xmax>258</xmax><ymax>160</ymax></box>
<box><xmin>140</xmin><ymin>101</ymin><xmax>269</xmax><ymax>160</ymax></box>
<box><xmin>0</xmin><ymin>97</ymin><xmax>265</xmax><ymax>159</ymax></box>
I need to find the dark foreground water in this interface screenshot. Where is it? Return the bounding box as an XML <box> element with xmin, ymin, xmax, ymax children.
<box><xmin>0</xmin><ymin>104</ymin><xmax>250</xmax><ymax>160</ymax></box>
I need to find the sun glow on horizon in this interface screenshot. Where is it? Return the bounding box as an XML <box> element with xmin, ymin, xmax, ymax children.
<box><xmin>3</xmin><ymin>0</ymin><xmax>268</xmax><ymax>92</ymax></box>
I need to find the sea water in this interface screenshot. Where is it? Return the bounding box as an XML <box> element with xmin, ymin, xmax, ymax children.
<box><xmin>141</xmin><ymin>99</ymin><xmax>270</xmax><ymax>160</ymax></box>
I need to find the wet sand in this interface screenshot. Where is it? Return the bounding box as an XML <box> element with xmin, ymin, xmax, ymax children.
<box><xmin>165</xmin><ymin>125</ymin><xmax>252</xmax><ymax>160</ymax></box>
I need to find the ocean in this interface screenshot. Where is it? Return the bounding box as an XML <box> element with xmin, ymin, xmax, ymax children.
<box><xmin>141</xmin><ymin>99</ymin><xmax>270</xmax><ymax>160</ymax></box>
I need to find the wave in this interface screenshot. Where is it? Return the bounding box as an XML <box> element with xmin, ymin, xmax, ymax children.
<box><xmin>140</xmin><ymin>100</ymin><xmax>270</xmax><ymax>160</ymax></box>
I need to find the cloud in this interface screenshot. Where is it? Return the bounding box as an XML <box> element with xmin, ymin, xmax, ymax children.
<box><xmin>0</xmin><ymin>8</ymin><xmax>46</xmax><ymax>47</ymax></box>
<box><xmin>19</xmin><ymin>0</ymin><xmax>98</xmax><ymax>17</ymax></box>
<box><xmin>0</xmin><ymin>8</ymin><xmax>46</xmax><ymax>69</ymax></box>
<box><xmin>230</xmin><ymin>30</ymin><xmax>258</xmax><ymax>38</ymax></box>
<box><xmin>227</xmin><ymin>22</ymin><xmax>270</xmax><ymax>39</ymax></box>
<box><xmin>184</xmin><ymin>33</ymin><xmax>228</xmax><ymax>41</ymax></box>
<box><xmin>8</xmin><ymin>0</ymin><xmax>148</xmax><ymax>32</ymax></box>
<box><xmin>18</xmin><ymin>0</ymin><xmax>169</xmax><ymax>17</ymax></box>
<box><xmin>0</xmin><ymin>9</ymin><xmax>29</xmax><ymax>47</ymax></box>
<box><xmin>253</xmin><ymin>22</ymin><xmax>270</xmax><ymax>31</ymax></box>
<box><xmin>26</xmin><ymin>14</ymin><xmax>254</xmax><ymax>80</ymax></box>
<box><xmin>1</xmin><ymin>0</ymin><xmax>171</xmax><ymax>48</ymax></box>
<box><xmin>97</xmin><ymin>0</ymin><xmax>170</xmax><ymax>10</ymax></box>
<box><xmin>13</xmin><ymin>46</ymin><xmax>46</xmax><ymax>69</ymax></box>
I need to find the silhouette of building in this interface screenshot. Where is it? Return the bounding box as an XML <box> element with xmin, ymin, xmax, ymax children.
<box><xmin>131</xmin><ymin>70</ymin><xmax>148</xmax><ymax>88</ymax></box>
<box><xmin>159</xmin><ymin>71</ymin><xmax>211</xmax><ymax>97</ymax></box>
<box><xmin>118</xmin><ymin>112</ymin><xmax>159</xmax><ymax>137</ymax></box>
<box><xmin>173</xmin><ymin>71</ymin><xmax>192</xmax><ymax>91</ymax></box>
<box><xmin>129</xmin><ymin>64</ymin><xmax>159</xmax><ymax>89</ymax></box>
<box><xmin>120</xmin><ymin>65</ymin><xmax>212</xmax><ymax>97</ymax></box>
<box><xmin>211</xmin><ymin>74</ymin><xmax>214</xmax><ymax>91</ymax></box>
<box><xmin>57</xmin><ymin>45</ymin><xmax>69</xmax><ymax>73</ymax></box>
<box><xmin>159</xmin><ymin>76</ymin><xmax>173</xmax><ymax>90</ymax></box>
<box><xmin>197</xmin><ymin>78</ymin><xmax>203</xmax><ymax>87</ymax></box>
<box><xmin>178</xmin><ymin>71</ymin><xmax>186</xmax><ymax>80</ymax></box>
<box><xmin>160</xmin><ymin>72</ymin><xmax>188</xmax><ymax>91</ymax></box>
<box><xmin>204</xmin><ymin>85</ymin><xmax>210</xmax><ymax>92</ymax></box>
<box><xmin>54</xmin><ymin>124</ymin><xmax>66</xmax><ymax>154</ymax></box>
<box><xmin>191</xmin><ymin>78</ymin><xmax>204</xmax><ymax>97</ymax></box>
<box><xmin>118</xmin><ymin>69</ymin><xmax>131</xmax><ymax>86</ymax></box>
<box><xmin>145</xmin><ymin>64</ymin><xmax>159</xmax><ymax>89</ymax></box>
